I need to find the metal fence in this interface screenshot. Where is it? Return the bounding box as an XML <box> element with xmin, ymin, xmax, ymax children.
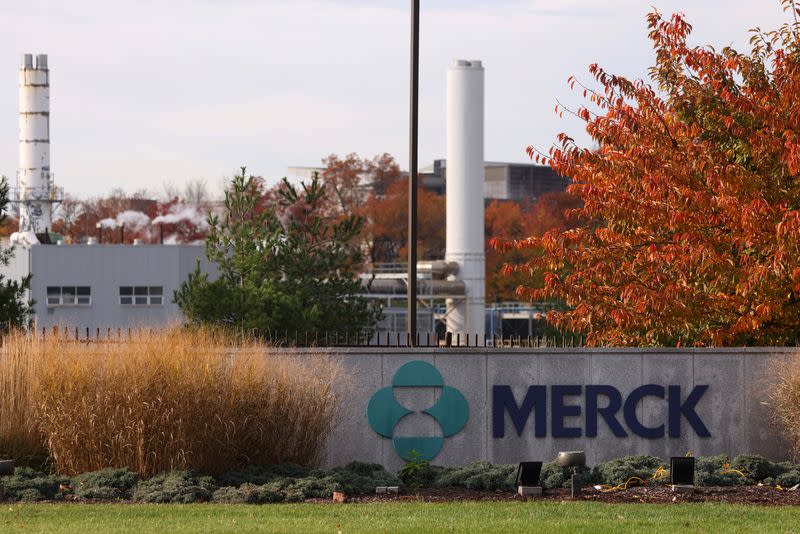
<box><xmin>25</xmin><ymin>326</ymin><xmax>584</xmax><ymax>348</ymax></box>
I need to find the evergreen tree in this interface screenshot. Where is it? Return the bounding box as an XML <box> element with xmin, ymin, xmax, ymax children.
<box><xmin>174</xmin><ymin>167</ymin><xmax>380</xmax><ymax>342</ymax></box>
<box><xmin>0</xmin><ymin>177</ymin><xmax>33</xmax><ymax>331</ymax></box>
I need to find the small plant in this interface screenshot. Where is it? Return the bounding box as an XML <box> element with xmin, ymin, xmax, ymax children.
<box><xmin>398</xmin><ymin>450</ymin><xmax>440</xmax><ymax>490</ymax></box>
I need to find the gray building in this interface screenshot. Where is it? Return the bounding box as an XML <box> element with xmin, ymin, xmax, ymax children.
<box><xmin>3</xmin><ymin>243</ymin><xmax>216</xmax><ymax>332</ymax></box>
<box><xmin>420</xmin><ymin>159</ymin><xmax>569</xmax><ymax>201</ymax></box>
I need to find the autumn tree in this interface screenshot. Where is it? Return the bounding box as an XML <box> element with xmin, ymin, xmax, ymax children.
<box><xmin>486</xmin><ymin>192</ymin><xmax>581</xmax><ymax>302</ymax></box>
<box><xmin>496</xmin><ymin>4</ymin><xmax>800</xmax><ymax>346</ymax></box>
<box><xmin>364</xmin><ymin>178</ymin><xmax>445</xmax><ymax>264</ymax></box>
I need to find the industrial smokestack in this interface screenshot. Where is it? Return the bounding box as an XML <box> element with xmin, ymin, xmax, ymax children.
<box><xmin>445</xmin><ymin>60</ymin><xmax>485</xmax><ymax>341</ymax></box>
<box><xmin>18</xmin><ymin>53</ymin><xmax>57</xmax><ymax>234</ymax></box>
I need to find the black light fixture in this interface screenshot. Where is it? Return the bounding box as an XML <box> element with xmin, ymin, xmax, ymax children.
<box><xmin>0</xmin><ymin>459</ymin><xmax>14</xmax><ymax>500</ymax></box>
<box><xmin>670</xmin><ymin>456</ymin><xmax>695</xmax><ymax>491</ymax></box>
<box><xmin>516</xmin><ymin>461</ymin><xmax>543</xmax><ymax>497</ymax></box>
<box><xmin>556</xmin><ymin>451</ymin><xmax>586</xmax><ymax>498</ymax></box>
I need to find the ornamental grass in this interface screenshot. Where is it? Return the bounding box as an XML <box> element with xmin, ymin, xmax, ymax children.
<box><xmin>0</xmin><ymin>327</ymin><xmax>342</xmax><ymax>477</ymax></box>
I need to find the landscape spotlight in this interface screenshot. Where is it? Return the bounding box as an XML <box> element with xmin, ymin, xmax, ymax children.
<box><xmin>515</xmin><ymin>461</ymin><xmax>543</xmax><ymax>497</ymax></box>
<box><xmin>670</xmin><ymin>456</ymin><xmax>695</xmax><ymax>493</ymax></box>
<box><xmin>0</xmin><ymin>459</ymin><xmax>14</xmax><ymax>501</ymax></box>
<box><xmin>555</xmin><ymin>451</ymin><xmax>586</xmax><ymax>498</ymax></box>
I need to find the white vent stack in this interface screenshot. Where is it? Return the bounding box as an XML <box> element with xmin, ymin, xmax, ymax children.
<box><xmin>445</xmin><ymin>60</ymin><xmax>485</xmax><ymax>341</ymax></box>
<box><xmin>16</xmin><ymin>53</ymin><xmax>59</xmax><ymax>238</ymax></box>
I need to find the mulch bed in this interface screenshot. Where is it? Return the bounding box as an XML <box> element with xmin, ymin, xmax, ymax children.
<box><xmin>339</xmin><ymin>485</ymin><xmax>800</xmax><ymax>505</ymax></box>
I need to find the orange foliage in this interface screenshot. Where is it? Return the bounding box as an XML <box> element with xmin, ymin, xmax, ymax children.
<box><xmin>498</xmin><ymin>5</ymin><xmax>800</xmax><ymax>346</ymax></box>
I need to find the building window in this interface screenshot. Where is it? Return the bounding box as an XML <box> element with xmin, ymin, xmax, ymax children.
<box><xmin>120</xmin><ymin>286</ymin><xmax>163</xmax><ymax>306</ymax></box>
<box><xmin>47</xmin><ymin>286</ymin><xmax>91</xmax><ymax>306</ymax></box>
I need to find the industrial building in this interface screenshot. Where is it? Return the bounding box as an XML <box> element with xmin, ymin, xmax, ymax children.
<box><xmin>5</xmin><ymin>243</ymin><xmax>214</xmax><ymax>332</ymax></box>
<box><xmin>2</xmin><ymin>54</ymin><xmax>553</xmax><ymax>339</ymax></box>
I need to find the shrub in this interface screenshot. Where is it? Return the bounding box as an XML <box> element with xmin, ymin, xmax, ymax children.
<box><xmin>1</xmin><ymin>467</ymin><xmax>69</xmax><ymax>501</ymax></box>
<box><xmin>731</xmin><ymin>454</ymin><xmax>775</xmax><ymax>482</ymax></box>
<box><xmin>770</xmin><ymin>356</ymin><xmax>800</xmax><ymax>458</ymax></box>
<box><xmin>695</xmin><ymin>455</ymin><xmax>747</xmax><ymax>486</ymax></box>
<box><xmin>132</xmin><ymin>471</ymin><xmax>215</xmax><ymax>503</ymax></box>
<box><xmin>215</xmin><ymin>464</ymin><xmax>312</xmax><ymax>487</ymax></box>
<box><xmin>71</xmin><ymin>468</ymin><xmax>139</xmax><ymax>500</ymax></box>
<box><xmin>0</xmin><ymin>326</ymin><xmax>343</xmax><ymax>476</ymax></box>
<box><xmin>539</xmin><ymin>462</ymin><xmax>593</xmax><ymax>489</ymax></box>
<box><xmin>433</xmin><ymin>461</ymin><xmax>516</xmax><ymax>492</ymax></box>
<box><xmin>212</xmin><ymin>482</ymin><xmax>286</xmax><ymax>504</ymax></box>
<box><xmin>328</xmin><ymin>462</ymin><xmax>400</xmax><ymax>494</ymax></box>
<box><xmin>0</xmin><ymin>337</ymin><xmax>48</xmax><ymax>465</ymax></box>
<box><xmin>397</xmin><ymin>455</ymin><xmax>445</xmax><ymax>489</ymax></box>
<box><xmin>592</xmin><ymin>455</ymin><xmax>664</xmax><ymax>487</ymax></box>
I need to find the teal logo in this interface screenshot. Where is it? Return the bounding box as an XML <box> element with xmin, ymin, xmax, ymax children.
<box><xmin>367</xmin><ymin>361</ymin><xmax>469</xmax><ymax>461</ymax></box>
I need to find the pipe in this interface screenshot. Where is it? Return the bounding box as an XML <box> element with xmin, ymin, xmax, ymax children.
<box><xmin>120</xmin><ymin>224</ymin><xmax>124</xmax><ymax>244</ymax></box>
<box><xmin>160</xmin><ymin>223</ymin><xmax>164</xmax><ymax>244</ymax></box>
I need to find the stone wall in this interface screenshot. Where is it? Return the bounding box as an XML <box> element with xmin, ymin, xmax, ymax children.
<box><xmin>283</xmin><ymin>347</ymin><xmax>797</xmax><ymax>470</ymax></box>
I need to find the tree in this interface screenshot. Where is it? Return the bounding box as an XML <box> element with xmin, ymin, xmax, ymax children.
<box><xmin>486</xmin><ymin>193</ymin><xmax>582</xmax><ymax>303</ymax></box>
<box><xmin>364</xmin><ymin>179</ymin><xmax>445</xmax><ymax>264</ymax></box>
<box><xmin>0</xmin><ymin>177</ymin><xmax>33</xmax><ymax>331</ymax></box>
<box><xmin>495</xmin><ymin>4</ymin><xmax>800</xmax><ymax>346</ymax></box>
<box><xmin>174</xmin><ymin>167</ymin><xmax>380</xmax><ymax>341</ymax></box>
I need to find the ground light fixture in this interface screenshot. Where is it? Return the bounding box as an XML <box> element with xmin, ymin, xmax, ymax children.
<box><xmin>555</xmin><ymin>451</ymin><xmax>586</xmax><ymax>498</ymax></box>
<box><xmin>515</xmin><ymin>461</ymin><xmax>543</xmax><ymax>497</ymax></box>
<box><xmin>0</xmin><ymin>459</ymin><xmax>14</xmax><ymax>500</ymax></box>
<box><xmin>670</xmin><ymin>456</ymin><xmax>696</xmax><ymax>494</ymax></box>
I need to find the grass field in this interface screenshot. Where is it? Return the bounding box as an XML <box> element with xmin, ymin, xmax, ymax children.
<box><xmin>1</xmin><ymin>502</ymin><xmax>798</xmax><ymax>533</ymax></box>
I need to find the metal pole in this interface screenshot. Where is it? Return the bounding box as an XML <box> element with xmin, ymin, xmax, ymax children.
<box><xmin>408</xmin><ymin>0</ymin><xmax>420</xmax><ymax>346</ymax></box>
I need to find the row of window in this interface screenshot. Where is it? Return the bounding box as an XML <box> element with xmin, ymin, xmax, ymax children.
<box><xmin>47</xmin><ymin>286</ymin><xmax>164</xmax><ymax>307</ymax></box>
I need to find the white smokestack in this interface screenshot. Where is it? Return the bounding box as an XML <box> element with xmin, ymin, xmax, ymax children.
<box><xmin>18</xmin><ymin>53</ymin><xmax>55</xmax><ymax>234</ymax></box>
<box><xmin>445</xmin><ymin>59</ymin><xmax>485</xmax><ymax>341</ymax></box>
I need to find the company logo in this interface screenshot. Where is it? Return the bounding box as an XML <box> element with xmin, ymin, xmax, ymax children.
<box><xmin>367</xmin><ymin>361</ymin><xmax>469</xmax><ymax>461</ymax></box>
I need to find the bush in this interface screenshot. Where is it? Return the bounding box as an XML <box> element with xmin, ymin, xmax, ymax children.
<box><xmin>0</xmin><ymin>327</ymin><xmax>343</xmax><ymax>476</ymax></box>
<box><xmin>1</xmin><ymin>467</ymin><xmax>69</xmax><ymax>501</ymax></box>
<box><xmin>132</xmin><ymin>471</ymin><xmax>215</xmax><ymax>503</ymax></box>
<box><xmin>71</xmin><ymin>468</ymin><xmax>139</xmax><ymax>500</ymax></box>
<box><xmin>695</xmin><ymin>455</ymin><xmax>747</xmax><ymax>486</ymax></box>
<box><xmin>731</xmin><ymin>455</ymin><xmax>775</xmax><ymax>483</ymax></box>
<box><xmin>328</xmin><ymin>462</ymin><xmax>400</xmax><ymax>494</ymax></box>
<box><xmin>770</xmin><ymin>356</ymin><xmax>800</xmax><ymax>458</ymax></box>
<box><xmin>213</xmin><ymin>462</ymin><xmax>400</xmax><ymax>502</ymax></box>
<box><xmin>215</xmin><ymin>464</ymin><xmax>312</xmax><ymax>487</ymax></box>
<box><xmin>592</xmin><ymin>455</ymin><xmax>664</xmax><ymax>487</ymax></box>
<box><xmin>212</xmin><ymin>483</ymin><xmax>286</xmax><ymax>504</ymax></box>
<box><xmin>397</xmin><ymin>454</ymin><xmax>445</xmax><ymax>489</ymax></box>
<box><xmin>539</xmin><ymin>463</ymin><xmax>593</xmax><ymax>489</ymax></box>
<box><xmin>433</xmin><ymin>462</ymin><xmax>516</xmax><ymax>492</ymax></box>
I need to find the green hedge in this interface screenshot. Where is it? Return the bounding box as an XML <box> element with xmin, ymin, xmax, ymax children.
<box><xmin>0</xmin><ymin>455</ymin><xmax>797</xmax><ymax>503</ymax></box>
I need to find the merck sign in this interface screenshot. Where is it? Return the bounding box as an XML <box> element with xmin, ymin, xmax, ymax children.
<box><xmin>492</xmin><ymin>384</ymin><xmax>710</xmax><ymax>439</ymax></box>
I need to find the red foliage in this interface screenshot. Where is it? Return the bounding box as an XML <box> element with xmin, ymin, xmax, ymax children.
<box><xmin>499</xmin><ymin>6</ymin><xmax>800</xmax><ymax>346</ymax></box>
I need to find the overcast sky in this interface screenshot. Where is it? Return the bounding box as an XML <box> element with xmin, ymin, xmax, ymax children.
<box><xmin>0</xmin><ymin>1</ymin><xmax>787</xmax><ymax>198</ymax></box>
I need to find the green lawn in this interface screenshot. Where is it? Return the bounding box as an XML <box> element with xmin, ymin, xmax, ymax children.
<box><xmin>0</xmin><ymin>502</ymin><xmax>798</xmax><ymax>533</ymax></box>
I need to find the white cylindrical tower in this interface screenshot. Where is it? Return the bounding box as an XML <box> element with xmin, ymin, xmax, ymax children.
<box><xmin>445</xmin><ymin>59</ymin><xmax>485</xmax><ymax>342</ymax></box>
<box><xmin>18</xmin><ymin>53</ymin><xmax>53</xmax><ymax>234</ymax></box>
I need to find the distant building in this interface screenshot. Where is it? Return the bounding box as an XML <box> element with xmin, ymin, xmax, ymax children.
<box><xmin>420</xmin><ymin>159</ymin><xmax>570</xmax><ymax>201</ymax></box>
<box><xmin>290</xmin><ymin>160</ymin><xmax>569</xmax><ymax>202</ymax></box>
<box><xmin>3</xmin><ymin>244</ymin><xmax>216</xmax><ymax>332</ymax></box>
